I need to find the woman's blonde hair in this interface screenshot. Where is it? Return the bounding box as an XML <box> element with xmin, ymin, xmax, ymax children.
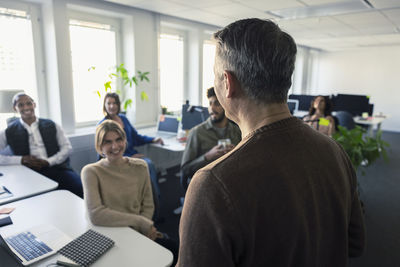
<box><xmin>95</xmin><ymin>120</ymin><xmax>126</xmax><ymax>155</ymax></box>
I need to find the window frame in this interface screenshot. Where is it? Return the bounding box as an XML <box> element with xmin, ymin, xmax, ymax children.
<box><xmin>158</xmin><ymin>27</ymin><xmax>187</xmax><ymax>113</ymax></box>
<box><xmin>0</xmin><ymin>0</ymin><xmax>47</xmax><ymax>117</ymax></box>
<box><xmin>67</xmin><ymin>10</ymin><xmax>123</xmax><ymax>128</ymax></box>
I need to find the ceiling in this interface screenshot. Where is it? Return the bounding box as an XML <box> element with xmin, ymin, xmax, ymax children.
<box><xmin>104</xmin><ymin>0</ymin><xmax>400</xmax><ymax>51</ymax></box>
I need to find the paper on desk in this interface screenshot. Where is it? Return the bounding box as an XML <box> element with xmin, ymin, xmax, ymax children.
<box><xmin>0</xmin><ymin>207</ymin><xmax>15</xmax><ymax>214</ymax></box>
<box><xmin>0</xmin><ymin>186</ymin><xmax>13</xmax><ymax>200</ymax></box>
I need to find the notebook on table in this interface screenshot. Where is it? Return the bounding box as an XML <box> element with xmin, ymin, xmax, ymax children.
<box><xmin>58</xmin><ymin>229</ymin><xmax>115</xmax><ymax>267</ymax></box>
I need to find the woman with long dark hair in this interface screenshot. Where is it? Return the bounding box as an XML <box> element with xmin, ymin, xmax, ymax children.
<box><xmin>303</xmin><ymin>95</ymin><xmax>335</xmax><ymax>136</ymax></box>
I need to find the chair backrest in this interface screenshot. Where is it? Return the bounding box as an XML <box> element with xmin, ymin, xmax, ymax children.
<box><xmin>6</xmin><ymin>117</ymin><xmax>18</xmax><ymax>126</ymax></box>
<box><xmin>335</xmin><ymin>111</ymin><xmax>355</xmax><ymax>130</ymax></box>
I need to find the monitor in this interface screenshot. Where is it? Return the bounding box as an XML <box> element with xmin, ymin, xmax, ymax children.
<box><xmin>181</xmin><ymin>104</ymin><xmax>209</xmax><ymax>130</ymax></box>
<box><xmin>331</xmin><ymin>94</ymin><xmax>370</xmax><ymax>116</ymax></box>
<box><xmin>287</xmin><ymin>99</ymin><xmax>299</xmax><ymax>115</ymax></box>
<box><xmin>288</xmin><ymin>94</ymin><xmax>317</xmax><ymax>111</ymax></box>
<box><xmin>157</xmin><ymin>115</ymin><xmax>179</xmax><ymax>134</ymax></box>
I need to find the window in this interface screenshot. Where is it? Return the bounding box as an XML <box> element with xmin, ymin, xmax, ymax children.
<box><xmin>159</xmin><ymin>33</ymin><xmax>184</xmax><ymax>112</ymax></box>
<box><xmin>202</xmin><ymin>41</ymin><xmax>216</xmax><ymax>106</ymax></box>
<box><xmin>0</xmin><ymin>6</ymin><xmax>39</xmax><ymax>130</ymax></box>
<box><xmin>69</xmin><ymin>15</ymin><xmax>119</xmax><ymax>125</ymax></box>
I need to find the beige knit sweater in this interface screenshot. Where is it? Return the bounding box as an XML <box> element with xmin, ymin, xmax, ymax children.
<box><xmin>81</xmin><ymin>157</ymin><xmax>154</xmax><ymax>235</ymax></box>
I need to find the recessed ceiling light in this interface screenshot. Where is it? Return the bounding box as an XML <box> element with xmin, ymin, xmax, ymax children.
<box><xmin>266</xmin><ymin>0</ymin><xmax>375</xmax><ymax>20</ymax></box>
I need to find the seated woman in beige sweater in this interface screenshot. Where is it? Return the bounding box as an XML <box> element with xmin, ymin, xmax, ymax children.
<box><xmin>81</xmin><ymin>120</ymin><xmax>177</xmax><ymax>262</ymax></box>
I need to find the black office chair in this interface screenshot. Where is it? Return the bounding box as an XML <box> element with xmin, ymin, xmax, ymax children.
<box><xmin>6</xmin><ymin>116</ymin><xmax>18</xmax><ymax>126</ymax></box>
<box><xmin>335</xmin><ymin>111</ymin><xmax>355</xmax><ymax>130</ymax></box>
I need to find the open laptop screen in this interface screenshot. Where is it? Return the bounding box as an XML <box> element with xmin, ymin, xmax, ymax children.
<box><xmin>157</xmin><ymin>115</ymin><xmax>179</xmax><ymax>134</ymax></box>
<box><xmin>0</xmin><ymin>234</ymin><xmax>23</xmax><ymax>267</ymax></box>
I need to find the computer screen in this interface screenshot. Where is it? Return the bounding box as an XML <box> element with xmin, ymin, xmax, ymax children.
<box><xmin>331</xmin><ymin>94</ymin><xmax>370</xmax><ymax>116</ymax></box>
<box><xmin>287</xmin><ymin>99</ymin><xmax>299</xmax><ymax>115</ymax></box>
<box><xmin>181</xmin><ymin>104</ymin><xmax>209</xmax><ymax>130</ymax></box>
<box><xmin>288</xmin><ymin>94</ymin><xmax>317</xmax><ymax>111</ymax></box>
<box><xmin>157</xmin><ymin>115</ymin><xmax>179</xmax><ymax>134</ymax></box>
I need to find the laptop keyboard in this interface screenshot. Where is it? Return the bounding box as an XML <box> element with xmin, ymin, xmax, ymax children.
<box><xmin>6</xmin><ymin>231</ymin><xmax>53</xmax><ymax>261</ymax></box>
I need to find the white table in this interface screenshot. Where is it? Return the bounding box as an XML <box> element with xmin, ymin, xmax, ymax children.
<box><xmin>0</xmin><ymin>165</ymin><xmax>58</xmax><ymax>205</ymax></box>
<box><xmin>354</xmin><ymin>116</ymin><xmax>386</xmax><ymax>136</ymax></box>
<box><xmin>0</xmin><ymin>190</ymin><xmax>173</xmax><ymax>267</ymax></box>
<box><xmin>137</xmin><ymin>126</ymin><xmax>185</xmax><ymax>173</ymax></box>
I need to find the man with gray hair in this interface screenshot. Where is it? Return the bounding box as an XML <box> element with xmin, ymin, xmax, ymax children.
<box><xmin>177</xmin><ymin>18</ymin><xmax>365</xmax><ymax>266</ymax></box>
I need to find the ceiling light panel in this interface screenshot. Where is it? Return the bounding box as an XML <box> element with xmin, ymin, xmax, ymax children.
<box><xmin>368</xmin><ymin>0</ymin><xmax>400</xmax><ymax>9</ymax></box>
<box><xmin>334</xmin><ymin>11</ymin><xmax>388</xmax><ymax>27</ymax></box>
<box><xmin>300</xmin><ymin>0</ymin><xmax>354</xmax><ymax>5</ymax></box>
<box><xmin>267</xmin><ymin>0</ymin><xmax>373</xmax><ymax>19</ymax></box>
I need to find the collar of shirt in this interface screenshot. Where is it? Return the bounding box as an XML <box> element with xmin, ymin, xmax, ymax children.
<box><xmin>19</xmin><ymin>117</ymin><xmax>39</xmax><ymax>132</ymax></box>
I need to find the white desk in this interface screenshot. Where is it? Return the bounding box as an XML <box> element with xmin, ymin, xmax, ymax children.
<box><xmin>354</xmin><ymin>116</ymin><xmax>387</xmax><ymax>136</ymax></box>
<box><xmin>0</xmin><ymin>165</ymin><xmax>58</xmax><ymax>205</ymax></box>
<box><xmin>137</xmin><ymin>126</ymin><xmax>185</xmax><ymax>173</ymax></box>
<box><xmin>0</xmin><ymin>190</ymin><xmax>173</xmax><ymax>267</ymax></box>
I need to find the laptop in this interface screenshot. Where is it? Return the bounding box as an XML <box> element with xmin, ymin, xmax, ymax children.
<box><xmin>0</xmin><ymin>224</ymin><xmax>72</xmax><ymax>266</ymax></box>
<box><xmin>156</xmin><ymin>115</ymin><xmax>179</xmax><ymax>139</ymax></box>
<box><xmin>287</xmin><ymin>99</ymin><xmax>299</xmax><ymax>115</ymax></box>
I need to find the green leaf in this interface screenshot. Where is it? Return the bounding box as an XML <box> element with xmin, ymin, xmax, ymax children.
<box><xmin>132</xmin><ymin>76</ymin><xmax>138</xmax><ymax>86</ymax></box>
<box><xmin>88</xmin><ymin>66</ymin><xmax>96</xmax><ymax>71</ymax></box>
<box><xmin>104</xmin><ymin>81</ymin><xmax>112</xmax><ymax>92</ymax></box>
<box><xmin>124</xmin><ymin>99</ymin><xmax>132</xmax><ymax>110</ymax></box>
<box><xmin>96</xmin><ymin>91</ymin><xmax>101</xmax><ymax>98</ymax></box>
<box><xmin>140</xmin><ymin>91</ymin><xmax>148</xmax><ymax>101</ymax></box>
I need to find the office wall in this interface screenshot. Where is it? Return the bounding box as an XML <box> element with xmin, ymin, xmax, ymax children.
<box><xmin>313</xmin><ymin>46</ymin><xmax>400</xmax><ymax>132</ymax></box>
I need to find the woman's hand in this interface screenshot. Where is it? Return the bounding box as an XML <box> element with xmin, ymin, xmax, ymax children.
<box><xmin>152</xmin><ymin>137</ymin><xmax>164</xmax><ymax>146</ymax></box>
<box><xmin>131</xmin><ymin>154</ymin><xmax>145</xmax><ymax>158</ymax></box>
<box><xmin>147</xmin><ymin>225</ymin><xmax>158</xmax><ymax>240</ymax></box>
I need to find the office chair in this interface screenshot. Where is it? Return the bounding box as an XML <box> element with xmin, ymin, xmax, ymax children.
<box><xmin>6</xmin><ymin>116</ymin><xmax>18</xmax><ymax>126</ymax></box>
<box><xmin>335</xmin><ymin>111</ymin><xmax>355</xmax><ymax>130</ymax></box>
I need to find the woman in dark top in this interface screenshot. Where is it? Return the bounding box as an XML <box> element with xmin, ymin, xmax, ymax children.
<box><xmin>303</xmin><ymin>95</ymin><xmax>335</xmax><ymax>136</ymax></box>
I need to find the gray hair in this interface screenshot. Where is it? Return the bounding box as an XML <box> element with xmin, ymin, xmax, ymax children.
<box><xmin>213</xmin><ymin>18</ymin><xmax>297</xmax><ymax>104</ymax></box>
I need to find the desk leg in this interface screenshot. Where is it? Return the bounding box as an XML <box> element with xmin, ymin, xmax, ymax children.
<box><xmin>368</xmin><ymin>125</ymin><xmax>374</xmax><ymax>137</ymax></box>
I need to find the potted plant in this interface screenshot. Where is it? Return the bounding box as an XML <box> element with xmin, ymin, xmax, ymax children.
<box><xmin>332</xmin><ymin>125</ymin><xmax>390</xmax><ymax>175</ymax></box>
<box><xmin>89</xmin><ymin>64</ymin><xmax>150</xmax><ymax>111</ymax></box>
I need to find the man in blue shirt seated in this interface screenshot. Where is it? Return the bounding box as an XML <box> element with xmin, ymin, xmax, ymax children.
<box><xmin>0</xmin><ymin>93</ymin><xmax>83</xmax><ymax>197</ymax></box>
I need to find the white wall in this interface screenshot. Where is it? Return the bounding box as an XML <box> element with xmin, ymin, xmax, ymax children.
<box><xmin>313</xmin><ymin>46</ymin><xmax>400</xmax><ymax>132</ymax></box>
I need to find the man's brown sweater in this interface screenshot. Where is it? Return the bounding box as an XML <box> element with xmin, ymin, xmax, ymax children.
<box><xmin>177</xmin><ymin>117</ymin><xmax>365</xmax><ymax>267</ymax></box>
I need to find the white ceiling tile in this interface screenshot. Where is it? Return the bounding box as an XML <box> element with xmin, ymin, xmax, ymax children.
<box><xmin>300</xmin><ymin>0</ymin><xmax>353</xmax><ymax>5</ymax></box>
<box><xmin>374</xmin><ymin>33</ymin><xmax>400</xmax><ymax>42</ymax></box>
<box><xmin>134</xmin><ymin>0</ymin><xmax>189</xmax><ymax>13</ymax></box>
<box><xmin>105</xmin><ymin>0</ymin><xmax>144</xmax><ymax>5</ymax></box>
<box><xmin>237</xmin><ymin>0</ymin><xmax>304</xmax><ymax>11</ymax></box>
<box><xmin>171</xmin><ymin>8</ymin><xmax>231</xmax><ymax>26</ymax></box>
<box><xmin>382</xmin><ymin>8</ymin><xmax>400</xmax><ymax>26</ymax></box>
<box><xmin>105</xmin><ymin>0</ymin><xmax>400</xmax><ymax>51</ymax></box>
<box><xmin>169</xmin><ymin>0</ymin><xmax>233</xmax><ymax>9</ymax></box>
<box><xmin>369</xmin><ymin>0</ymin><xmax>400</xmax><ymax>9</ymax></box>
<box><xmin>201</xmin><ymin>3</ymin><xmax>267</xmax><ymax>18</ymax></box>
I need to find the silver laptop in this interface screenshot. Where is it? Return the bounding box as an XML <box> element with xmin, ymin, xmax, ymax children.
<box><xmin>156</xmin><ymin>115</ymin><xmax>179</xmax><ymax>139</ymax></box>
<box><xmin>3</xmin><ymin>224</ymin><xmax>72</xmax><ymax>266</ymax></box>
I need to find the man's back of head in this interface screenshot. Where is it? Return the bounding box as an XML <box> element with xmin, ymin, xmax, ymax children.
<box><xmin>213</xmin><ymin>18</ymin><xmax>297</xmax><ymax>105</ymax></box>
